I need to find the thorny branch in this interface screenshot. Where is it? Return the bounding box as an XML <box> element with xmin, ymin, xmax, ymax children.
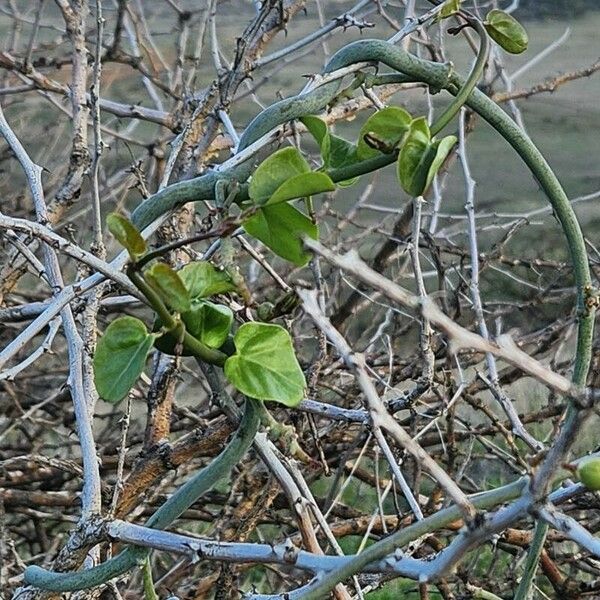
<box><xmin>1</xmin><ymin>2</ymin><xmax>600</xmax><ymax>599</ymax></box>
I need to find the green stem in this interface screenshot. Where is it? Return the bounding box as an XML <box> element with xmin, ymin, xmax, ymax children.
<box><xmin>127</xmin><ymin>267</ymin><xmax>228</xmax><ymax>367</ymax></box>
<box><xmin>141</xmin><ymin>557</ymin><xmax>159</xmax><ymax>600</ymax></box>
<box><xmin>513</xmin><ymin>521</ymin><xmax>549</xmax><ymax>600</ymax></box>
<box><xmin>300</xmin><ymin>478</ymin><xmax>528</xmax><ymax>600</ymax></box>
<box><xmin>23</xmin><ymin>398</ymin><xmax>261</xmax><ymax>591</ymax></box>
<box><xmin>430</xmin><ymin>17</ymin><xmax>489</xmax><ymax>136</ymax></box>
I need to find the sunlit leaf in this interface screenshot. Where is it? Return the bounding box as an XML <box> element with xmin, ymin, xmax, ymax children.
<box><xmin>356</xmin><ymin>107</ymin><xmax>412</xmax><ymax>160</ymax></box>
<box><xmin>301</xmin><ymin>115</ymin><xmax>328</xmax><ymax>149</ymax></box>
<box><xmin>183</xmin><ymin>300</ymin><xmax>233</xmax><ymax>348</ymax></box>
<box><xmin>424</xmin><ymin>135</ymin><xmax>457</xmax><ymax>192</ymax></box>
<box><xmin>178</xmin><ymin>261</ymin><xmax>237</xmax><ymax>299</ymax></box>
<box><xmin>437</xmin><ymin>0</ymin><xmax>461</xmax><ymax>20</ymax></box>
<box><xmin>249</xmin><ymin>147</ymin><xmax>310</xmax><ymax>204</ymax></box>
<box><xmin>106</xmin><ymin>213</ymin><xmax>147</xmax><ymax>259</ymax></box>
<box><xmin>397</xmin><ymin>118</ymin><xmax>456</xmax><ymax>197</ymax></box>
<box><xmin>154</xmin><ymin>299</ymin><xmax>233</xmax><ymax>355</ymax></box>
<box><xmin>224</xmin><ymin>322</ymin><xmax>305</xmax><ymax>406</ymax></box>
<box><xmin>301</xmin><ymin>115</ymin><xmax>358</xmax><ymax>185</ymax></box>
<box><xmin>578</xmin><ymin>457</ymin><xmax>600</xmax><ymax>491</ymax></box>
<box><xmin>267</xmin><ymin>172</ymin><xmax>335</xmax><ymax>205</ymax></box>
<box><xmin>144</xmin><ymin>263</ymin><xmax>191</xmax><ymax>314</ymax></box>
<box><xmin>397</xmin><ymin>117</ymin><xmax>432</xmax><ymax>196</ymax></box>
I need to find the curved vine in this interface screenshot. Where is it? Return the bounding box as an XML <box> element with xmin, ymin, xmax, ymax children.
<box><xmin>24</xmin><ymin>13</ymin><xmax>594</xmax><ymax>595</ymax></box>
<box><xmin>23</xmin><ymin>398</ymin><xmax>260</xmax><ymax>591</ymax></box>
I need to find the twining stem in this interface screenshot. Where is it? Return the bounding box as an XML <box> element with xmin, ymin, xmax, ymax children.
<box><xmin>25</xmin><ymin>21</ymin><xmax>594</xmax><ymax>597</ymax></box>
<box><xmin>430</xmin><ymin>16</ymin><xmax>489</xmax><ymax>136</ymax></box>
<box><xmin>23</xmin><ymin>398</ymin><xmax>260</xmax><ymax>591</ymax></box>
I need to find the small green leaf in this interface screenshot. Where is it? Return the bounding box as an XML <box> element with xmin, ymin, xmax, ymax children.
<box><xmin>93</xmin><ymin>316</ymin><xmax>155</xmax><ymax>403</ymax></box>
<box><xmin>154</xmin><ymin>300</ymin><xmax>233</xmax><ymax>355</ymax></box>
<box><xmin>578</xmin><ymin>457</ymin><xmax>600</xmax><ymax>491</ymax></box>
<box><xmin>178</xmin><ymin>261</ymin><xmax>237</xmax><ymax>299</ymax></box>
<box><xmin>301</xmin><ymin>115</ymin><xmax>358</xmax><ymax>183</ymax></box>
<box><xmin>184</xmin><ymin>300</ymin><xmax>233</xmax><ymax>348</ymax></box>
<box><xmin>267</xmin><ymin>172</ymin><xmax>335</xmax><ymax>205</ymax></box>
<box><xmin>484</xmin><ymin>9</ymin><xmax>528</xmax><ymax>54</ymax></box>
<box><xmin>224</xmin><ymin>322</ymin><xmax>306</xmax><ymax>406</ymax></box>
<box><xmin>437</xmin><ymin>0</ymin><xmax>461</xmax><ymax>20</ymax></box>
<box><xmin>301</xmin><ymin>115</ymin><xmax>328</xmax><ymax>148</ymax></box>
<box><xmin>329</xmin><ymin>135</ymin><xmax>358</xmax><ymax>169</ymax></box>
<box><xmin>396</xmin><ymin>118</ymin><xmax>456</xmax><ymax>197</ymax></box>
<box><xmin>249</xmin><ymin>147</ymin><xmax>310</xmax><ymax>204</ymax></box>
<box><xmin>356</xmin><ymin>107</ymin><xmax>412</xmax><ymax>160</ymax></box>
<box><xmin>243</xmin><ymin>203</ymin><xmax>318</xmax><ymax>266</ymax></box>
<box><xmin>397</xmin><ymin>117</ymin><xmax>432</xmax><ymax>196</ymax></box>
<box><xmin>144</xmin><ymin>263</ymin><xmax>191</xmax><ymax>314</ymax></box>
<box><xmin>301</xmin><ymin>115</ymin><xmax>333</xmax><ymax>169</ymax></box>
<box><xmin>424</xmin><ymin>135</ymin><xmax>457</xmax><ymax>192</ymax></box>
<box><xmin>106</xmin><ymin>213</ymin><xmax>147</xmax><ymax>259</ymax></box>
<box><xmin>329</xmin><ymin>135</ymin><xmax>360</xmax><ymax>186</ymax></box>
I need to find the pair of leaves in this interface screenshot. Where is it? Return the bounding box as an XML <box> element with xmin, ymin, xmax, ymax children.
<box><xmin>435</xmin><ymin>3</ymin><xmax>527</xmax><ymax>55</ymax></box>
<box><xmin>304</xmin><ymin>107</ymin><xmax>454</xmax><ymax>198</ymax></box>
<box><xmin>244</xmin><ymin>147</ymin><xmax>333</xmax><ymax>266</ymax></box>
<box><xmin>146</xmin><ymin>260</ymin><xmax>237</xmax><ymax>315</ymax></box>
<box><xmin>484</xmin><ymin>9</ymin><xmax>528</xmax><ymax>54</ymax></box>
<box><xmin>95</xmin><ymin>261</ymin><xmax>237</xmax><ymax>402</ymax></box>
<box><xmin>95</xmin><ymin>318</ymin><xmax>306</xmax><ymax>408</ymax></box>
<box><xmin>397</xmin><ymin>117</ymin><xmax>457</xmax><ymax>197</ymax></box>
<box><xmin>224</xmin><ymin>322</ymin><xmax>305</xmax><ymax>407</ymax></box>
<box><xmin>301</xmin><ymin>115</ymin><xmax>359</xmax><ymax>186</ymax></box>
<box><xmin>152</xmin><ymin>261</ymin><xmax>237</xmax><ymax>354</ymax></box>
<box><xmin>146</xmin><ymin>259</ymin><xmax>305</xmax><ymax>407</ymax></box>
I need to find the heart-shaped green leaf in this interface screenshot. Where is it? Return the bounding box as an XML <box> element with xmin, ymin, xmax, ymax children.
<box><xmin>144</xmin><ymin>263</ymin><xmax>191</xmax><ymax>314</ymax></box>
<box><xmin>484</xmin><ymin>9</ymin><xmax>528</xmax><ymax>54</ymax></box>
<box><xmin>356</xmin><ymin>106</ymin><xmax>412</xmax><ymax>160</ymax></box>
<box><xmin>93</xmin><ymin>316</ymin><xmax>155</xmax><ymax>403</ymax></box>
<box><xmin>243</xmin><ymin>202</ymin><xmax>318</xmax><ymax>266</ymax></box>
<box><xmin>106</xmin><ymin>213</ymin><xmax>147</xmax><ymax>259</ymax></box>
<box><xmin>249</xmin><ymin>147</ymin><xmax>310</xmax><ymax>204</ymax></box>
<box><xmin>224</xmin><ymin>322</ymin><xmax>305</xmax><ymax>406</ymax></box>
<box><xmin>267</xmin><ymin>172</ymin><xmax>335</xmax><ymax>205</ymax></box>
<box><xmin>178</xmin><ymin>261</ymin><xmax>237</xmax><ymax>300</ymax></box>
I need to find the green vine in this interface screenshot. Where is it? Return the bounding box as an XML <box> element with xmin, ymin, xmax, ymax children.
<box><xmin>23</xmin><ymin>8</ymin><xmax>594</xmax><ymax>595</ymax></box>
